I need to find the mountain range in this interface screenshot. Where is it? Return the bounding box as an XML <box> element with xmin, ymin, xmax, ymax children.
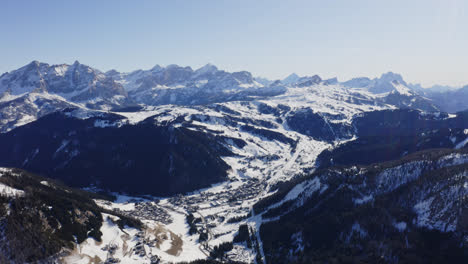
<box><xmin>1</xmin><ymin>60</ymin><xmax>463</xmax><ymax>133</ymax></box>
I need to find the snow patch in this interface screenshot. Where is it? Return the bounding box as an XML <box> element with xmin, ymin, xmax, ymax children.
<box><xmin>455</xmin><ymin>137</ymin><xmax>468</xmax><ymax>149</ymax></box>
<box><xmin>354</xmin><ymin>194</ymin><xmax>373</xmax><ymax>205</ymax></box>
<box><xmin>0</xmin><ymin>183</ymin><xmax>25</xmax><ymax>197</ymax></box>
<box><xmin>394</xmin><ymin>221</ymin><xmax>407</xmax><ymax>232</ymax></box>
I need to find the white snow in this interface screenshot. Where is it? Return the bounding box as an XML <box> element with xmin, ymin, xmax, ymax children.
<box><xmin>354</xmin><ymin>194</ymin><xmax>373</xmax><ymax>205</ymax></box>
<box><xmin>0</xmin><ymin>183</ymin><xmax>25</xmax><ymax>197</ymax></box>
<box><xmin>54</xmin><ymin>140</ymin><xmax>69</xmax><ymax>155</ymax></box>
<box><xmin>40</xmin><ymin>181</ymin><xmax>50</xmax><ymax>187</ymax></box>
<box><xmin>413</xmin><ymin>197</ymin><xmax>435</xmax><ymax>229</ymax></box>
<box><xmin>437</xmin><ymin>153</ymin><xmax>468</xmax><ymax>167</ymax></box>
<box><xmin>94</xmin><ymin>119</ymin><xmax>115</xmax><ymax>128</ymax></box>
<box><xmin>343</xmin><ymin>222</ymin><xmax>368</xmax><ymax>243</ymax></box>
<box><xmin>393</xmin><ymin>82</ymin><xmax>413</xmax><ymax>96</ymax></box>
<box><xmin>53</xmin><ymin>64</ymin><xmax>69</xmax><ymax>76</ymax></box>
<box><xmin>159</xmin><ymin>210</ymin><xmax>207</xmax><ymax>262</ymax></box>
<box><xmin>450</xmin><ymin>136</ymin><xmax>457</xmax><ymax>144</ymax></box>
<box><xmin>63</xmin><ymin>213</ymin><xmax>143</xmax><ymax>264</ymax></box>
<box><xmin>0</xmin><ymin>168</ymin><xmax>12</xmax><ymax>176</ymax></box>
<box><xmin>376</xmin><ymin>161</ymin><xmax>426</xmax><ymax>193</ymax></box>
<box><xmin>115</xmin><ymin>110</ymin><xmax>162</xmax><ymax>124</ymax></box>
<box><xmin>455</xmin><ymin>137</ymin><xmax>468</xmax><ymax>149</ymax></box>
<box><xmin>0</xmin><ymin>92</ymin><xmax>24</xmax><ymax>102</ymax></box>
<box><xmin>394</xmin><ymin>221</ymin><xmax>407</xmax><ymax>232</ymax></box>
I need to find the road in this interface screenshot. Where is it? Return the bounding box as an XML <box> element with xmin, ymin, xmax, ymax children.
<box><xmin>196</xmin><ymin>211</ymin><xmax>213</xmax><ymax>257</ymax></box>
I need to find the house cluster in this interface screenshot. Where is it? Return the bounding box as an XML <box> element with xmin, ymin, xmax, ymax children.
<box><xmin>133</xmin><ymin>231</ymin><xmax>162</xmax><ymax>264</ymax></box>
<box><xmin>114</xmin><ymin>202</ymin><xmax>172</xmax><ymax>225</ymax></box>
<box><xmin>168</xmin><ymin>179</ymin><xmax>265</xmax><ymax>211</ymax></box>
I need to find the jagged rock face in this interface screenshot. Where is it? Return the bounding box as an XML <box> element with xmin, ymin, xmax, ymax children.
<box><xmin>342</xmin><ymin>72</ymin><xmax>407</xmax><ymax>94</ymax></box>
<box><xmin>295</xmin><ymin>75</ymin><xmax>322</xmax><ymax>87</ymax></box>
<box><xmin>0</xmin><ymin>111</ymin><xmax>231</xmax><ymax>196</ymax></box>
<box><xmin>133</xmin><ymin>64</ymin><xmax>194</xmax><ymax>88</ymax></box>
<box><xmin>112</xmin><ymin>64</ymin><xmax>285</xmax><ymax>106</ymax></box>
<box><xmin>0</xmin><ymin>61</ymin><xmax>49</xmax><ymax>94</ymax></box>
<box><xmin>0</xmin><ymin>61</ymin><xmax>131</xmax><ymax>109</ymax></box>
<box><xmin>368</xmin><ymin>72</ymin><xmax>407</xmax><ymax>94</ymax></box>
<box><xmin>339</xmin><ymin>72</ymin><xmax>441</xmax><ymax>111</ymax></box>
<box><xmin>257</xmin><ymin>148</ymin><xmax>468</xmax><ymax>263</ymax></box>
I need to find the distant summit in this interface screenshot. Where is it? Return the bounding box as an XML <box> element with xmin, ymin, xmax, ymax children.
<box><xmin>282</xmin><ymin>73</ymin><xmax>300</xmax><ymax>85</ymax></box>
<box><xmin>342</xmin><ymin>71</ymin><xmax>408</xmax><ymax>94</ymax></box>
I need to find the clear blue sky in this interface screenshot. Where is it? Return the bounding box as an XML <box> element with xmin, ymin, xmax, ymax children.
<box><xmin>1</xmin><ymin>0</ymin><xmax>467</xmax><ymax>86</ymax></box>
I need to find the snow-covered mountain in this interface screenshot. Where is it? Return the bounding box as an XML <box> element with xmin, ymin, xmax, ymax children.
<box><xmin>341</xmin><ymin>72</ymin><xmax>440</xmax><ymax>111</ymax></box>
<box><xmin>340</xmin><ymin>72</ymin><xmax>468</xmax><ymax>113</ymax></box>
<box><xmin>1</xmin><ymin>62</ymin><xmax>464</xmax><ymax>117</ymax></box>
<box><xmin>281</xmin><ymin>73</ymin><xmax>300</xmax><ymax>85</ymax></box>
<box><xmin>0</xmin><ymin>61</ymin><xmax>132</xmax><ymax>110</ymax></box>
<box><xmin>341</xmin><ymin>72</ymin><xmax>414</xmax><ymax>96</ymax></box>
<box><xmin>0</xmin><ymin>92</ymin><xmax>81</xmax><ymax>132</ymax></box>
<box><xmin>108</xmin><ymin>63</ymin><xmax>286</xmax><ymax>106</ymax></box>
<box><xmin>0</xmin><ymin>61</ymin><xmax>451</xmax><ymax>133</ymax></box>
<box><xmin>0</xmin><ymin>61</ymin><xmax>285</xmax><ymax>132</ymax></box>
<box><xmin>341</xmin><ymin>72</ymin><xmax>407</xmax><ymax>93</ymax></box>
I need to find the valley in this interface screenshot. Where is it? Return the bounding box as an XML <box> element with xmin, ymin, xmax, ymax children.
<box><xmin>0</xmin><ymin>61</ymin><xmax>467</xmax><ymax>263</ymax></box>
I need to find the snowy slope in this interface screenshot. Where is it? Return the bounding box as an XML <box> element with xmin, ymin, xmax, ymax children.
<box><xmin>0</xmin><ymin>92</ymin><xmax>87</xmax><ymax>132</ymax></box>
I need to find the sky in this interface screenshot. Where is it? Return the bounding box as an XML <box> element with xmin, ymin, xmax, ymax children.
<box><xmin>1</xmin><ymin>0</ymin><xmax>467</xmax><ymax>87</ymax></box>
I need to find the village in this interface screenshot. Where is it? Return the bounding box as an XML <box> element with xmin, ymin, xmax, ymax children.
<box><xmin>98</xmin><ymin>177</ymin><xmax>267</xmax><ymax>263</ymax></box>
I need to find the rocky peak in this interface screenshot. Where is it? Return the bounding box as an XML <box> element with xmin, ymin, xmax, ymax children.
<box><xmin>296</xmin><ymin>75</ymin><xmax>322</xmax><ymax>87</ymax></box>
<box><xmin>151</xmin><ymin>64</ymin><xmax>163</xmax><ymax>72</ymax></box>
<box><xmin>368</xmin><ymin>72</ymin><xmax>408</xmax><ymax>94</ymax></box>
<box><xmin>282</xmin><ymin>73</ymin><xmax>300</xmax><ymax>85</ymax></box>
<box><xmin>379</xmin><ymin>71</ymin><xmax>406</xmax><ymax>85</ymax></box>
<box><xmin>231</xmin><ymin>71</ymin><xmax>254</xmax><ymax>83</ymax></box>
<box><xmin>195</xmin><ymin>63</ymin><xmax>218</xmax><ymax>75</ymax></box>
